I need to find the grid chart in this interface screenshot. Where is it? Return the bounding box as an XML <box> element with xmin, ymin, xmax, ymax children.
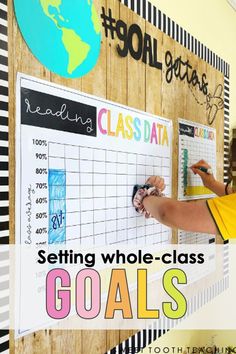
<box><xmin>48</xmin><ymin>142</ymin><xmax>171</xmax><ymax>246</ymax></box>
<box><xmin>179</xmin><ymin>136</ymin><xmax>216</xmax><ymax>199</ymax></box>
<box><xmin>182</xmin><ymin>139</ymin><xmax>215</xmax><ymax>186</ymax></box>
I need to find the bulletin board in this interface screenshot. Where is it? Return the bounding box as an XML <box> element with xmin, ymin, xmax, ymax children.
<box><xmin>0</xmin><ymin>0</ymin><xmax>230</xmax><ymax>353</ymax></box>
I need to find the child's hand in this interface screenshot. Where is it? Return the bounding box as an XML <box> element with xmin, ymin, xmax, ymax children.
<box><xmin>190</xmin><ymin>160</ymin><xmax>216</xmax><ymax>189</ymax></box>
<box><xmin>145</xmin><ymin>176</ymin><xmax>166</xmax><ymax>192</ymax></box>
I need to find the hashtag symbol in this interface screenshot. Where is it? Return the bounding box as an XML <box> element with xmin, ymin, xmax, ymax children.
<box><xmin>101</xmin><ymin>7</ymin><xmax>117</xmax><ymax>39</ymax></box>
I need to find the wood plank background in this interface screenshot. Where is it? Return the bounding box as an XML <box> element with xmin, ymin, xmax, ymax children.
<box><xmin>7</xmin><ymin>0</ymin><xmax>225</xmax><ymax>352</ymax></box>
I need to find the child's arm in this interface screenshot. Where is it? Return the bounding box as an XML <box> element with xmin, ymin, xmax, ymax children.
<box><xmin>191</xmin><ymin>160</ymin><xmax>234</xmax><ymax>196</ymax></box>
<box><xmin>143</xmin><ymin>196</ymin><xmax>218</xmax><ymax>234</ymax></box>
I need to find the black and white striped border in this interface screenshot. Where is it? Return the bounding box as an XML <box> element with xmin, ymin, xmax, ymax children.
<box><xmin>224</xmin><ymin>77</ymin><xmax>230</xmax><ymax>183</ymax></box>
<box><xmin>0</xmin><ymin>0</ymin><xmax>9</xmax><ymax>243</ymax></box>
<box><xmin>119</xmin><ymin>0</ymin><xmax>230</xmax><ymax>77</ymax></box>
<box><xmin>0</xmin><ymin>0</ymin><xmax>9</xmax><ymax>353</ymax></box>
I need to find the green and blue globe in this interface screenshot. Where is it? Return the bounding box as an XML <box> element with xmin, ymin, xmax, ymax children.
<box><xmin>14</xmin><ymin>0</ymin><xmax>101</xmax><ymax>78</ymax></box>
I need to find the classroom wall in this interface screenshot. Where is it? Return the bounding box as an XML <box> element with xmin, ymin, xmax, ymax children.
<box><xmin>6</xmin><ymin>0</ymin><xmax>229</xmax><ymax>352</ymax></box>
<box><xmin>151</xmin><ymin>0</ymin><xmax>236</xmax><ymax>129</ymax></box>
<box><xmin>142</xmin><ymin>1</ymin><xmax>236</xmax><ymax>349</ymax></box>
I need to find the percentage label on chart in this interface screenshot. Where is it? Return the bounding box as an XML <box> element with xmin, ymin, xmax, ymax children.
<box><xmin>36</xmin><ymin>183</ymin><xmax>47</xmax><ymax>190</ymax></box>
<box><xmin>36</xmin><ymin>153</ymin><xmax>47</xmax><ymax>160</ymax></box>
<box><xmin>36</xmin><ymin>168</ymin><xmax>48</xmax><ymax>175</ymax></box>
<box><xmin>33</xmin><ymin>139</ymin><xmax>47</xmax><ymax>147</ymax></box>
<box><xmin>36</xmin><ymin>197</ymin><xmax>47</xmax><ymax>204</ymax></box>
<box><xmin>36</xmin><ymin>212</ymin><xmax>48</xmax><ymax>219</ymax></box>
<box><xmin>36</xmin><ymin>228</ymin><xmax>47</xmax><ymax>235</ymax></box>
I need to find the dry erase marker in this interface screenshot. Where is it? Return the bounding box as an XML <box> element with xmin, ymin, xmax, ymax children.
<box><xmin>189</xmin><ymin>166</ymin><xmax>213</xmax><ymax>175</ymax></box>
<box><xmin>197</xmin><ymin>166</ymin><xmax>213</xmax><ymax>175</ymax></box>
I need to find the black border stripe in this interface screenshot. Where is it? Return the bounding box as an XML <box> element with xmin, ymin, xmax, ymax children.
<box><xmin>131</xmin><ymin>0</ymin><xmax>134</xmax><ymax>11</ymax></box>
<box><xmin>184</xmin><ymin>29</ymin><xmax>187</xmax><ymax>47</ymax></box>
<box><xmin>0</xmin><ymin>0</ymin><xmax>7</xmax><ymax>5</ymax></box>
<box><xmin>224</xmin><ymin>78</ymin><xmax>229</xmax><ymax>85</ymax></box>
<box><xmin>0</xmin><ymin>221</ymin><xmax>9</xmax><ymax>231</ymax></box>
<box><xmin>0</xmin><ymin>101</ymin><xmax>8</xmax><ymax>112</ymax></box>
<box><xmin>176</xmin><ymin>24</ymin><xmax>179</xmax><ymax>41</ymax></box>
<box><xmin>0</xmin><ymin>162</ymin><xmax>8</xmax><ymax>172</ymax></box>
<box><xmin>0</xmin><ymin>191</ymin><xmax>8</xmax><ymax>201</ymax></box>
<box><xmin>0</xmin><ymin>55</ymin><xmax>8</xmax><ymax>66</ymax></box>
<box><xmin>131</xmin><ymin>334</ymin><xmax>135</xmax><ymax>351</ymax></box>
<box><xmin>0</xmin><ymin>9</ymin><xmax>7</xmax><ymax>21</ymax></box>
<box><xmin>0</xmin><ymin>3</ymin><xmax>9</xmax><ymax>352</ymax></box>
<box><xmin>137</xmin><ymin>331</ymin><xmax>141</xmax><ymax>351</ymax></box>
<box><xmin>153</xmin><ymin>6</ymin><xmax>156</xmax><ymax>27</ymax></box>
<box><xmin>0</xmin><ymin>24</ymin><xmax>7</xmax><ymax>36</ymax></box>
<box><xmin>0</xmin><ymin>131</ymin><xmax>8</xmax><ymax>141</ymax></box>
<box><xmin>0</xmin><ymin>39</ymin><xmax>7</xmax><ymax>51</ymax></box>
<box><xmin>0</xmin><ymin>147</ymin><xmax>8</xmax><ymax>155</ymax></box>
<box><xmin>142</xmin><ymin>329</ymin><xmax>146</xmax><ymax>348</ymax></box>
<box><xmin>0</xmin><ymin>86</ymin><xmax>8</xmax><ymax>96</ymax></box>
<box><xmin>224</xmin><ymin>121</ymin><xmax>230</xmax><ymax>127</ymax></box>
<box><xmin>167</xmin><ymin>16</ymin><xmax>171</xmax><ymax>36</ymax></box>
<box><xmin>0</xmin><ymin>234</ymin><xmax>9</xmax><ymax>244</ymax></box>
<box><xmin>224</xmin><ymin>91</ymin><xmax>229</xmax><ymax>98</ymax></box>
<box><xmin>0</xmin><ymin>330</ymin><xmax>8</xmax><ymax>338</ymax></box>
<box><xmin>148</xmin><ymin>329</ymin><xmax>152</xmax><ymax>345</ymax></box>
<box><xmin>137</xmin><ymin>0</ymin><xmax>140</xmax><ymax>15</ymax></box>
<box><xmin>0</xmin><ymin>70</ymin><xmax>8</xmax><ymax>81</ymax></box>
<box><xmin>172</xmin><ymin>20</ymin><xmax>175</xmax><ymax>39</ymax></box>
<box><xmin>0</xmin><ymin>117</ymin><xmax>8</xmax><ymax>126</ymax></box>
<box><xmin>158</xmin><ymin>9</ymin><xmax>161</xmax><ymax>30</ymax></box>
<box><xmin>0</xmin><ymin>207</ymin><xmax>9</xmax><ymax>215</ymax></box>
<box><xmin>163</xmin><ymin>13</ymin><xmax>166</xmax><ymax>33</ymax></box>
<box><xmin>148</xmin><ymin>1</ymin><xmax>151</xmax><ymax>22</ymax></box>
<box><xmin>187</xmin><ymin>33</ymin><xmax>190</xmax><ymax>50</ymax></box>
<box><xmin>0</xmin><ymin>341</ymin><xmax>9</xmax><ymax>352</ymax></box>
<box><xmin>0</xmin><ymin>177</ymin><xmax>8</xmax><ymax>185</ymax></box>
<box><xmin>142</xmin><ymin>0</ymin><xmax>146</xmax><ymax>19</ymax></box>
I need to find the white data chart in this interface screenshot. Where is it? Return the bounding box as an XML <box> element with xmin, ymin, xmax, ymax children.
<box><xmin>178</xmin><ymin>119</ymin><xmax>216</xmax><ymax>200</ymax></box>
<box><xmin>16</xmin><ymin>74</ymin><xmax>173</xmax><ymax>246</ymax></box>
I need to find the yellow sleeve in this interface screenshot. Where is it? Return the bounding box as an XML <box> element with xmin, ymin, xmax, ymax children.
<box><xmin>207</xmin><ymin>193</ymin><xmax>236</xmax><ymax>240</ymax></box>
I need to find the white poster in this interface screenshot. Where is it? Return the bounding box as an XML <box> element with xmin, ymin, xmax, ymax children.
<box><xmin>178</xmin><ymin>119</ymin><xmax>216</xmax><ymax>201</ymax></box>
<box><xmin>16</xmin><ymin>74</ymin><xmax>173</xmax><ymax>247</ymax></box>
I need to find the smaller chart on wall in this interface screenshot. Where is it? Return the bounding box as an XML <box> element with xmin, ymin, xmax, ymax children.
<box><xmin>178</xmin><ymin>119</ymin><xmax>217</xmax><ymax>201</ymax></box>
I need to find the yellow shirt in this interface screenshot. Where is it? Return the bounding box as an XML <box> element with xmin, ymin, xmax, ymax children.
<box><xmin>207</xmin><ymin>193</ymin><xmax>236</xmax><ymax>240</ymax></box>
